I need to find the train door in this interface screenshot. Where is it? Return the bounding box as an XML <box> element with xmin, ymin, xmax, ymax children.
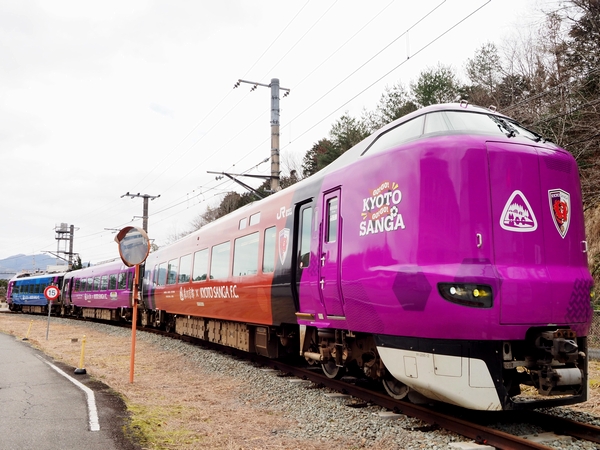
<box><xmin>319</xmin><ymin>189</ymin><xmax>345</xmax><ymax>317</ymax></box>
<box><xmin>61</xmin><ymin>277</ymin><xmax>72</xmax><ymax>306</ymax></box>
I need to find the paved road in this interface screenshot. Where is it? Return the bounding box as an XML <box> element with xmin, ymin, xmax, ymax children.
<box><xmin>0</xmin><ymin>332</ymin><xmax>138</xmax><ymax>450</ymax></box>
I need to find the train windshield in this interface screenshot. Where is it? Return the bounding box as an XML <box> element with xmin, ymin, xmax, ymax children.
<box><xmin>364</xmin><ymin>110</ymin><xmax>544</xmax><ymax>156</ymax></box>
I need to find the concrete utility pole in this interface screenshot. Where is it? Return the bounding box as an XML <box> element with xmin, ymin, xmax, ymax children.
<box><xmin>234</xmin><ymin>78</ymin><xmax>290</xmax><ymax>192</ymax></box>
<box><xmin>121</xmin><ymin>192</ymin><xmax>160</xmax><ymax>233</ymax></box>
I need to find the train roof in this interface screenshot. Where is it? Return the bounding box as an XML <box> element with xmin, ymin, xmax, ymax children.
<box><xmin>156</xmin><ymin>102</ymin><xmax>556</xmax><ymax>249</ymax></box>
<box><xmin>9</xmin><ymin>271</ymin><xmax>66</xmax><ymax>282</ymax></box>
<box><xmin>64</xmin><ymin>258</ymin><xmax>132</xmax><ymax>278</ymax></box>
<box><xmin>319</xmin><ymin>102</ymin><xmax>554</xmax><ymax>177</ymax></box>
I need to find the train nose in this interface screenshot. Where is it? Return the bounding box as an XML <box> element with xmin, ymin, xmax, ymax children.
<box><xmin>487</xmin><ymin>142</ymin><xmax>592</xmax><ymax>327</ymax></box>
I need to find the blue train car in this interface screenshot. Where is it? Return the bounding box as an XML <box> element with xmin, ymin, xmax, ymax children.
<box><xmin>6</xmin><ymin>272</ymin><xmax>65</xmax><ymax>314</ymax></box>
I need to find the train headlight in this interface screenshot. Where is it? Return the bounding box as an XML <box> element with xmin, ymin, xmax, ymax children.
<box><xmin>437</xmin><ymin>283</ymin><xmax>493</xmax><ymax>308</ymax></box>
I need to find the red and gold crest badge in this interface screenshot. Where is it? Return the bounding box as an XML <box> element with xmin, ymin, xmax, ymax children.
<box><xmin>549</xmin><ymin>189</ymin><xmax>570</xmax><ymax>238</ymax></box>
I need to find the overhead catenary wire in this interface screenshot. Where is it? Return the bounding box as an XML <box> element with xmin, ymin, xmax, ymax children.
<box><xmin>131</xmin><ymin>2</ymin><xmax>312</xmax><ymax>196</ymax></box>
<box><xmin>5</xmin><ymin>2</ymin><xmax>496</xmax><ymax>264</ymax></box>
<box><xmin>144</xmin><ymin>1</ymin><xmax>493</xmax><ymax>230</ymax></box>
<box><xmin>120</xmin><ymin>1</ymin><xmax>493</xmax><ymax>233</ymax></box>
<box><xmin>282</xmin><ymin>0</ymin><xmax>490</xmax><ymax>144</ymax></box>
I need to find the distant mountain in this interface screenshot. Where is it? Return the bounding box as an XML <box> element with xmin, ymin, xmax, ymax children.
<box><xmin>0</xmin><ymin>254</ymin><xmax>67</xmax><ymax>280</ymax></box>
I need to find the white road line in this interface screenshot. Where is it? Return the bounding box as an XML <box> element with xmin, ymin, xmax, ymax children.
<box><xmin>36</xmin><ymin>355</ymin><xmax>100</xmax><ymax>431</ymax></box>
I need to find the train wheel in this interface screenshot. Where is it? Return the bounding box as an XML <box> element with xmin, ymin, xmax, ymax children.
<box><xmin>165</xmin><ymin>315</ymin><xmax>175</xmax><ymax>333</ymax></box>
<box><xmin>382</xmin><ymin>375</ymin><xmax>409</xmax><ymax>400</ymax></box>
<box><xmin>321</xmin><ymin>359</ymin><xmax>344</xmax><ymax>379</ymax></box>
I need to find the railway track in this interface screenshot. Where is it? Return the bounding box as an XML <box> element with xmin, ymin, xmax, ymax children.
<box><xmin>10</xmin><ymin>312</ymin><xmax>600</xmax><ymax>449</ymax></box>
<box><xmin>260</xmin><ymin>361</ymin><xmax>600</xmax><ymax>450</ymax></box>
<box><xmin>169</xmin><ymin>328</ymin><xmax>600</xmax><ymax>450</ymax></box>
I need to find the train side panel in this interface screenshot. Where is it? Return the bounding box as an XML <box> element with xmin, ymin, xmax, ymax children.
<box><xmin>296</xmin><ymin>135</ymin><xmax>501</xmax><ymax>338</ymax></box>
<box><xmin>7</xmin><ymin>273</ymin><xmax>65</xmax><ymax>310</ymax></box>
<box><xmin>66</xmin><ymin>261</ymin><xmax>133</xmax><ymax>310</ymax></box>
<box><xmin>147</xmin><ymin>188</ymin><xmax>298</xmax><ymax>326</ymax></box>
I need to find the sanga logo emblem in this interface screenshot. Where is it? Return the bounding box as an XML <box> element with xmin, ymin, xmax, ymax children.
<box><xmin>359</xmin><ymin>181</ymin><xmax>405</xmax><ymax>236</ymax></box>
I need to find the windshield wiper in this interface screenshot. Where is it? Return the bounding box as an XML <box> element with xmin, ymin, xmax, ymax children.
<box><xmin>491</xmin><ymin>116</ymin><xmax>516</xmax><ymax>138</ymax></box>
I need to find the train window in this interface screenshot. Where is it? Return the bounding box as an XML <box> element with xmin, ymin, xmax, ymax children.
<box><xmin>74</xmin><ymin>279</ymin><xmax>80</xmax><ymax>292</ymax></box>
<box><xmin>33</xmin><ymin>283</ymin><xmax>40</xmax><ymax>294</ymax></box>
<box><xmin>143</xmin><ymin>268</ymin><xmax>151</xmax><ymax>288</ymax></box>
<box><xmin>158</xmin><ymin>262</ymin><xmax>168</xmax><ymax>286</ymax></box>
<box><xmin>233</xmin><ymin>232</ymin><xmax>259</xmax><ymax>276</ymax></box>
<box><xmin>263</xmin><ymin>226</ymin><xmax>276</xmax><ymax>273</ymax></box>
<box><xmin>87</xmin><ymin>277</ymin><xmax>93</xmax><ymax>291</ymax></box>
<box><xmin>128</xmin><ymin>272</ymin><xmax>133</xmax><ymax>290</ymax></box>
<box><xmin>152</xmin><ymin>265</ymin><xmax>159</xmax><ymax>286</ymax></box>
<box><xmin>101</xmin><ymin>275</ymin><xmax>109</xmax><ymax>290</ymax></box>
<box><xmin>192</xmin><ymin>249</ymin><xmax>209</xmax><ymax>281</ymax></box>
<box><xmin>249</xmin><ymin>212</ymin><xmax>261</xmax><ymax>226</ymax></box>
<box><xmin>423</xmin><ymin>111</ymin><xmax>449</xmax><ymax>134</ymax></box>
<box><xmin>326</xmin><ymin>197</ymin><xmax>339</xmax><ymax>243</ymax></box>
<box><xmin>210</xmin><ymin>241</ymin><xmax>231</xmax><ymax>279</ymax></box>
<box><xmin>93</xmin><ymin>277</ymin><xmax>101</xmax><ymax>291</ymax></box>
<box><xmin>79</xmin><ymin>279</ymin><xmax>85</xmax><ymax>292</ymax></box>
<box><xmin>445</xmin><ymin>111</ymin><xmax>501</xmax><ymax>134</ymax></box>
<box><xmin>239</xmin><ymin>217</ymin><xmax>247</xmax><ymax>230</ymax></box>
<box><xmin>299</xmin><ymin>207</ymin><xmax>312</xmax><ymax>268</ymax></box>
<box><xmin>118</xmin><ymin>272</ymin><xmax>127</xmax><ymax>289</ymax></box>
<box><xmin>109</xmin><ymin>274</ymin><xmax>117</xmax><ymax>290</ymax></box>
<box><xmin>364</xmin><ymin>115</ymin><xmax>425</xmax><ymax>156</ymax></box>
<box><xmin>167</xmin><ymin>259</ymin><xmax>178</xmax><ymax>285</ymax></box>
<box><xmin>423</xmin><ymin>111</ymin><xmax>501</xmax><ymax>135</ymax></box>
<box><xmin>179</xmin><ymin>254</ymin><xmax>192</xmax><ymax>283</ymax></box>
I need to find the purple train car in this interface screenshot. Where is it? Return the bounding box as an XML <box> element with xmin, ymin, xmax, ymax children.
<box><xmin>6</xmin><ymin>271</ymin><xmax>65</xmax><ymax>314</ymax></box>
<box><xmin>62</xmin><ymin>260</ymin><xmax>135</xmax><ymax>321</ymax></box>
<box><xmin>137</xmin><ymin>102</ymin><xmax>592</xmax><ymax>411</ymax></box>
<box><xmin>292</xmin><ymin>102</ymin><xmax>593</xmax><ymax>410</ymax></box>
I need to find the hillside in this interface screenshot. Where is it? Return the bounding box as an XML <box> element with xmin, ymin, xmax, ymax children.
<box><xmin>0</xmin><ymin>254</ymin><xmax>65</xmax><ymax>280</ymax></box>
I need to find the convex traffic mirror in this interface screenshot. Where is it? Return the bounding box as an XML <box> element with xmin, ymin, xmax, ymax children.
<box><xmin>115</xmin><ymin>226</ymin><xmax>150</xmax><ymax>267</ymax></box>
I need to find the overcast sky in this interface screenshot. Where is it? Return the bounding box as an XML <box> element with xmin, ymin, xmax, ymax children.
<box><xmin>1</xmin><ymin>0</ymin><xmax>545</xmax><ymax>267</ymax></box>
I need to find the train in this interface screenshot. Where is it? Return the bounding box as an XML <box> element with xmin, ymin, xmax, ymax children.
<box><xmin>6</xmin><ymin>271</ymin><xmax>66</xmax><ymax>313</ymax></box>
<box><xmin>7</xmin><ymin>102</ymin><xmax>594</xmax><ymax>411</ymax></box>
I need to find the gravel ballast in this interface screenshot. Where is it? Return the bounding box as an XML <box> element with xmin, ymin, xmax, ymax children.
<box><xmin>1</xmin><ymin>314</ymin><xmax>599</xmax><ymax>450</ymax></box>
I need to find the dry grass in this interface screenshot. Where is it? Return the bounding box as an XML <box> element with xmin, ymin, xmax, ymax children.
<box><xmin>1</xmin><ymin>314</ymin><xmax>384</xmax><ymax>450</ymax></box>
<box><xmin>1</xmin><ymin>314</ymin><xmax>599</xmax><ymax>449</ymax></box>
